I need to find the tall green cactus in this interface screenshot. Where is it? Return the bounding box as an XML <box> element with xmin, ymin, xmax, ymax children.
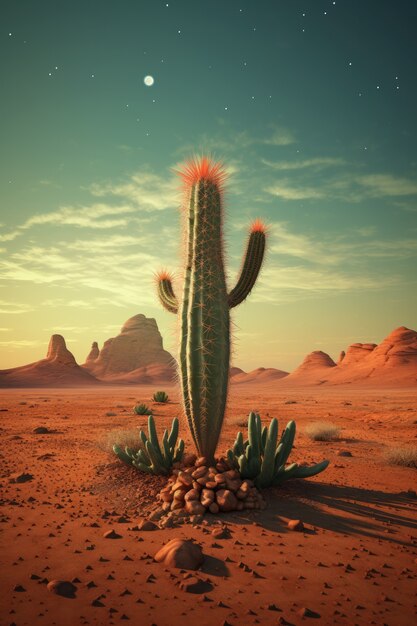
<box><xmin>156</xmin><ymin>157</ymin><xmax>267</xmax><ymax>461</ymax></box>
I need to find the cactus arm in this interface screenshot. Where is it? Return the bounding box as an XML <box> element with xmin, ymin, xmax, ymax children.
<box><xmin>113</xmin><ymin>444</ymin><xmax>132</xmax><ymax>466</ymax></box>
<box><xmin>275</xmin><ymin>420</ymin><xmax>296</xmax><ymax>468</ymax></box>
<box><xmin>261</xmin><ymin>426</ymin><xmax>268</xmax><ymax>453</ymax></box>
<box><xmin>147</xmin><ymin>415</ymin><xmax>163</xmax><ymax>460</ymax></box>
<box><xmin>173</xmin><ymin>439</ymin><xmax>185</xmax><ymax>463</ymax></box>
<box><xmin>156</xmin><ymin>272</ymin><xmax>178</xmax><ymax>314</ymax></box>
<box><xmin>227</xmin><ymin>448</ymin><xmax>239</xmax><ymax>470</ymax></box>
<box><xmin>291</xmin><ymin>459</ymin><xmax>330</xmax><ymax>479</ymax></box>
<box><xmin>228</xmin><ymin>226</ymin><xmax>266</xmax><ymax>309</ymax></box>
<box><xmin>233</xmin><ymin>431</ymin><xmax>244</xmax><ymax>456</ymax></box>
<box><xmin>167</xmin><ymin>417</ymin><xmax>179</xmax><ymax>448</ymax></box>
<box><xmin>248</xmin><ymin>412</ymin><xmax>260</xmax><ymax>459</ymax></box>
<box><xmin>132</xmin><ymin>460</ymin><xmax>154</xmax><ymax>474</ymax></box>
<box><xmin>161</xmin><ymin>430</ymin><xmax>172</xmax><ymax>466</ymax></box>
<box><xmin>271</xmin><ymin>462</ymin><xmax>299</xmax><ymax>485</ymax></box>
<box><xmin>257</xmin><ymin>418</ymin><xmax>278</xmax><ymax>487</ymax></box>
<box><xmin>145</xmin><ymin>440</ymin><xmax>167</xmax><ymax>474</ymax></box>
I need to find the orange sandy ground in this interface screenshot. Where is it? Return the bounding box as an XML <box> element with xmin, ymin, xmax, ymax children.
<box><xmin>1</xmin><ymin>384</ymin><xmax>416</xmax><ymax>626</ymax></box>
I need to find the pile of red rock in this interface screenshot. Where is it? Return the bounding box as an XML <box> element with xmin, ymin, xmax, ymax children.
<box><xmin>158</xmin><ymin>456</ymin><xmax>266</xmax><ymax>515</ymax></box>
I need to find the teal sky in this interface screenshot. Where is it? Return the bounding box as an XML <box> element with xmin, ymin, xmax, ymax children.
<box><xmin>1</xmin><ymin>0</ymin><xmax>417</xmax><ymax>371</ymax></box>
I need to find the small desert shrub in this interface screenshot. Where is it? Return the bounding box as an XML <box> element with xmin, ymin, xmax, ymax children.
<box><xmin>133</xmin><ymin>403</ymin><xmax>152</xmax><ymax>415</ymax></box>
<box><xmin>99</xmin><ymin>428</ymin><xmax>141</xmax><ymax>454</ymax></box>
<box><xmin>152</xmin><ymin>391</ymin><xmax>169</xmax><ymax>403</ymax></box>
<box><xmin>305</xmin><ymin>421</ymin><xmax>341</xmax><ymax>442</ymax></box>
<box><xmin>227</xmin><ymin>415</ymin><xmax>249</xmax><ymax>428</ymax></box>
<box><xmin>383</xmin><ymin>446</ymin><xmax>417</xmax><ymax>469</ymax></box>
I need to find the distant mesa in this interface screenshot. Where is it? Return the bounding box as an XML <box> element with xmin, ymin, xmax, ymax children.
<box><xmin>280</xmin><ymin>326</ymin><xmax>417</xmax><ymax>387</ymax></box>
<box><xmin>0</xmin><ymin>334</ymin><xmax>98</xmax><ymax>388</ymax></box>
<box><xmin>293</xmin><ymin>350</ymin><xmax>336</xmax><ymax>373</ymax></box>
<box><xmin>0</xmin><ymin>322</ymin><xmax>415</xmax><ymax>388</ymax></box>
<box><xmin>231</xmin><ymin>366</ymin><xmax>289</xmax><ymax>384</ymax></box>
<box><xmin>0</xmin><ymin>314</ymin><xmax>176</xmax><ymax>387</ymax></box>
<box><xmin>230</xmin><ymin>366</ymin><xmax>245</xmax><ymax>378</ymax></box>
<box><xmin>82</xmin><ymin>314</ymin><xmax>176</xmax><ymax>383</ymax></box>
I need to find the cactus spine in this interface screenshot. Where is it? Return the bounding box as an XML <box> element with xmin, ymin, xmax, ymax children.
<box><xmin>156</xmin><ymin>157</ymin><xmax>267</xmax><ymax>461</ymax></box>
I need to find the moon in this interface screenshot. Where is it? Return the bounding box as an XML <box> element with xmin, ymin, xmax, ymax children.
<box><xmin>144</xmin><ymin>75</ymin><xmax>154</xmax><ymax>86</ymax></box>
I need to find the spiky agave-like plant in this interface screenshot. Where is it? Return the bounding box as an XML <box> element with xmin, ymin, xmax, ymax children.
<box><xmin>152</xmin><ymin>391</ymin><xmax>169</xmax><ymax>403</ymax></box>
<box><xmin>113</xmin><ymin>415</ymin><xmax>184</xmax><ymax>475</ymax></box>
<box><xmin>226</xmin><ymin>412</ymin><xmax>329</xmax><ymax>488</ymax></box>
<box><xmin>156</xmin><ymin>157</ymin><xmax>267</xmax><ymax>462</ymax></box>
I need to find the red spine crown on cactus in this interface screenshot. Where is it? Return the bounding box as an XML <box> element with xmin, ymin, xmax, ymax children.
<box><xmin>176</xmin><ymin>156</ymin><xmax>227</xmax><ymax>190</ymax></box>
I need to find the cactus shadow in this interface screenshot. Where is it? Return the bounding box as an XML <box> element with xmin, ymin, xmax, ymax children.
<box><xmin>228</xmin><ymin>481</ymin><xmax>417</xmax><ymax>546</ymax></box>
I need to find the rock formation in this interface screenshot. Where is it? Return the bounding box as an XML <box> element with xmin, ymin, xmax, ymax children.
<box><xmin>231</xmin><ymin>367</ymin><xmax>289</xmax><ymax>384</ymax></box>
<box><xmin>83</xmin><ymin>314</ymin><xmax>175</xmax><ymax>382</ymax></box>
<box><xmin>85</xmin><ymin>341</ymin><xmax>99</xmax><ymax>363</ymax></box>
<box><xmin>0</xmin><ymin>335</ymin><xmax>99</xmax><ymax>387</ymax></box>
<box><xmin>281</xmin><ymin>327</ymin><xmax>417</xmax><ymax>386</ymax></box>
<box><xmin>340</xmin><ymin>342</ymin><xmax>376</xmax><ymax>367</ymax></box>
<box><xmin>293</xmin><ymin>351</ymin><xmax>336</xmax><ymax>373</ymax></box>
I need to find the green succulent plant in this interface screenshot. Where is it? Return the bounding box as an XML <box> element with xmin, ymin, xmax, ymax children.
<box><xmin>113</xmin><ymin>415</ymin><xmax>184</xmax><ymax>475</ymax></box>
<box><xmin>133</xmin><ymin>403</ymin><xmax>152</xmax><ymax>415</ymax></box>
<box><xmin>152</xmin><ymin>391</ymin><xmax>169</xmax><ymax>403</ymax></box>
<box><xmin>226</xmin><ymin>412</ymin><xmax>329</xmax><ymax>488</ymax></box>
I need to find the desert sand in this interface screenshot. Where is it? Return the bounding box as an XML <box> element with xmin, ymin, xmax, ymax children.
<box><xmin>1</xmin><ymin>383</ymin><xmax>416</xmax><ymax>626</ymax></box>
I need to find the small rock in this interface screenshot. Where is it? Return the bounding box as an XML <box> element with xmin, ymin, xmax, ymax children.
<box><xmin>33</xmin><ymin>426</ymin><xmax>49</xmax><ymax>434</ymax></box>
<box><xmin>103</xmin><ymin>529</ymin><xmax>122</xmax><ymax>539</ymax></box>
<box><xmin>194</xmin><ymin>457</ymin><xmax>208</xmax><ymax>468</ymax></box>
<box><xmin>298</xmin><ymin>607</ymin><xmax>320</xmax><ymax>618</ymax></box>
<box><xmin>47</xmin><ymin>580</ymin><xmax>77</xmax><ymax>598</ymax></box>
<box><xmin>336</xmin><ymin>450</ymin><xmax>352</xmax><ymax>457</ymax></box>
<box><xmin>138</xmin><ymin>520</ymin><xmax>158</xmax><ymax>531</ymax></box>
<box><xmin>185</xmin><ymin>500</ymin><xmax>206</xmax><ymax>516</ymax></box>
<box><xmin>287</xmin><ymin>519</ymin><xmax>304</xmax><ymax>532</ymax></box>
<box><xmin>216</xmin><ymin>489</ymin><xmax>238</xmax><ymax>512</ymax></box>
<box><xmin>9</xmin><ymin>472</ymin><xmax>34</xmax><ymax>484</ymax></box>
<box><xmin>211</xmin><ymin>527</ymin><xmax>230</xmax><ymax>540</ymax></box>
<box><xmin>184</xmin><ymin>489</ymin><xmax>200</xmax><ymax>502</ymax></box>
<box><xmin>154</xmin><ymin>538</ymin><xmax>204</xmax><ymax>570</ymax></box>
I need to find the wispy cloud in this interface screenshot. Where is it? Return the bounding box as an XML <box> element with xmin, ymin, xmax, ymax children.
<box><xmin>0</xmin><ymin>339</ymin><xmax>44</xmax><ymax>347</ymax></box>
<box><xmin>90</xmin><ymin>170</ymin><xmax>179</xmax><ymax>211</ymax></box>
<box><xmin>268</xmin><ymin>222</ymin><xmax>417</xmax><ymax>265</ymax></box>
<box><xmin>0</xmin><ymin>168</ymin><xmax>180</xmax><ymax>244</ymax></box>
<box><xmin>263</xmin><ymin>171</ymin><xmax>417</xmax><ymax>202</ymax></box>
<box><xmin>251</xmin><ymin>264</ymin><xmax>398</xmax><ymax>305</ymax></box>
<box><xmin>0</xmin><ymin>300</ymin><xmax>31</xmax><ymax>314</ymax></box>
<box><xmin>262</xmin><ymin>157</ymin><xmax>346</xmax><ymax>171</ymax></box>
<box><xmin>357</xmin><ymin>174</ymin><xmax>417</xmax><ymax>197</ymax></box>
<box><xmin>262</xmin><ymin>128</ymin><xmax>297</xmax><ymax>146</ymax></box>
<box><xmin>265</xmin><ymin>182</ymin><xmax>325</xmax><ymax>200</ymax></box>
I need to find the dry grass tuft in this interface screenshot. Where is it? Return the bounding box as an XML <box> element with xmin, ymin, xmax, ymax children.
<box><xmin>227</xmin><ymin>415</ymin><xmax>249</xmax><ymax>428</ymax></box>
<box><xmin>305</xmin><ymin>421</ymin><xmax>341</xmax><ymax>441</ymax></box>
<box><xmin>98</xmin><ymin>428</ymin><xmax>141</xmax><ymax>454</ymax></box>
<box><xmin>383</xmin><ymin>446</ymin><xmax>417</xmax><ymax>469</ymax></box>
